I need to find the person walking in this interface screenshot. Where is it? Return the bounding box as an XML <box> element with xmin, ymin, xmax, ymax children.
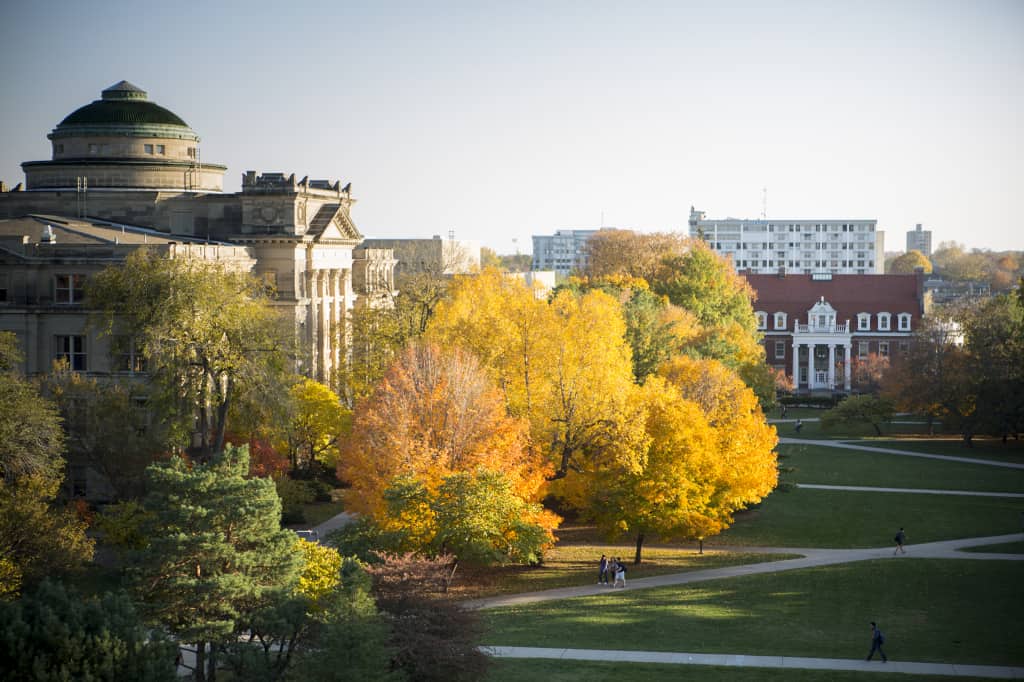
<box><xmin>866</xmin><ymin>622</ymin><xmax>887</xmax><ymax>662</ymax></box>
<box><xmin>598</xmin><ymin>554</ymin><xmax>609</xmax><ymax>585</ymax></box>
<box><xmin>893</xmin><ymin>527</ymin><xmax>907</xmax><ymax>555</ymax></box>
<box><xmin>613</xmin><ymin>557</ymin><xmax>627</xmax><ymax>588</ymax></box>
<box><xmin>794</xmin><ymin>419</ymin><xmax>803</xmax><ymax>434</ymax></box>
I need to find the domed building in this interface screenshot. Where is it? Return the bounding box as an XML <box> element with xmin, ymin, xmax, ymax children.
<box><xmin>22</xmin><ymin>81</ymin><xmax>226</xmax><ymax>192</ymax></box>
<box><xmin>0</xmin><ymin>80</ymin><xmax>395</xmax><ymax>389</ymax></box>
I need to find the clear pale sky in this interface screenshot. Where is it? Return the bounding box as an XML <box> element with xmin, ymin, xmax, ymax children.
<box><xmin>2</xmin><ymin>1</ymin><xmax>1021</xmax><ymax>254</ymax></box>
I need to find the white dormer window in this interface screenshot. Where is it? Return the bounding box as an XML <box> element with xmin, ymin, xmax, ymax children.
<box><xmin>857</xmin><ymin>313</ymin><xmax>871</xmax><ymax>331</ymax></box>
<box><xmin>756</xmin><ymin>311</ymin><xmax>768</xmax><ymax>330</ymax></box>
<box><xmin>898</xmin><ymin>313</ymin><xmax>912</xmax><ymax>331</ymax></box>
<box><xmin>878</xmin><ymin>312</ymin><xmax>891</xmax><ymax>331</ymax></box>
<box><xmin>774</xmin><ymin>312</ymin><xmax>787</xmax><ymax>330</ymax></box>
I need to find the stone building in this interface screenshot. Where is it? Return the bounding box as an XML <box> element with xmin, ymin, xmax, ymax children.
<box><xmin>743</xmin><ymin>272</ymin><xmax>929</xmax><ymax>393</ymax></box>
<box><xmin>0</xmin><ymin>81</ymin><xmax>395</xmax><ymax>383</ymax></box>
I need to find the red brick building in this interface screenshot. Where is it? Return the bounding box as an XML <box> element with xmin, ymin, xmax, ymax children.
<box><xmin>742</xmin><ymin>272</ymin><xmax>928</xmax><ymax>392</ymax></box>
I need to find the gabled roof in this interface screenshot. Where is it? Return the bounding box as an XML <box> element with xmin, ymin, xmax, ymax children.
<box><xmin>306</xmin><ymin>204</ymin><xmax>361</xmax><ymax>241</ymax></box>
<box><xmin>744</xmin><ymin>273</ymin><xmax>924</xmax><ymax>322</ymax></box>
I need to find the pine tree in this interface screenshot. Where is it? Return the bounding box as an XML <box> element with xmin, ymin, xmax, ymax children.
<box><xmin>131</xmin><ymin>445</ymin><xmax>301</xmax><ymax>681</ymax></box>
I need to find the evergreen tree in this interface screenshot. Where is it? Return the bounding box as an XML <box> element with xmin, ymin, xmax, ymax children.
<box><xmin>131</xmin><ymin>445</ymin><xmax>302</xmax><ymax>681</ymax></box>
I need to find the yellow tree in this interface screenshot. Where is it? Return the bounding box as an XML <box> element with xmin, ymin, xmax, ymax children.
<box><xmin>339</xmin><ymin>342</ymin><xmax>550</xmax><ymax>519</ymax></box>
<box><xmin>427</xmin><ymin>273</ymin><xmax>647</xmax><ymax>482</ymax></box>
<box><xmin>659</xmin><ymin>355</ymin><xmax>778</xmax><ymax>516</ymax></box>
<box><xmin>889</xmin><ymin>250</ymin><xmax>933</xmax><ymax>274</ymax></box>
<box><xmin>278</xmin><ymin>378</ymin><xmax>351</xmax><ymax>474</ymax></box>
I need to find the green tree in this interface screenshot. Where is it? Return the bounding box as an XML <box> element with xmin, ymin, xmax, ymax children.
<box><xmin>0</xmin><ymin>581</ymin><xmax>176</xmax><ymax>681</ymax></box>
<box><xmin>888</xmin><ymin>250</ymin><xmax>933</xmax><ymax>274</ymax></box>
<box><xmin>41</xmin><ymin>369</ymin><xmax>170</xmax><ymax>500</ymax></box>
<box><xmin>0</xmin><ymin>333</ymin><xmax>64</xmax><ymax>481</ymax></box>
<box><xmin>131</xmin><ymin>445</ymin><xmax>302</xmax><ymax>681</ymax></box>
<box><xmin>961</xmin><ymin>294</ymin><xmax>1024</xmax><ymax>443</ymax></box>
<box><xmin>821</xmin><ymin>395</ymin><xmax>896</xmax><ymax>436</ymax></box>
<box><xmin>0</xmin><ymin>475</ymin><xmax>95</xmax><ymax>599</ymax></box>
<box><xmin>87</xmin><ymin>250</ymin><xmax>291</xmax><ymax>457</ymax></box>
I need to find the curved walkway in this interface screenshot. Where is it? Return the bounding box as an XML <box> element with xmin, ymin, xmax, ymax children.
<box><xmin>778</xmin><ymin>437</ymin><xmax>1024</xmax><ymax>470</ymax></box>
<box><xmin>485</xmin><ymin>645</ymin><xmax>1024</xmax><ymax>679</ymax></box>
<box><xmin>797</xmin><ymin>483</ymin><xmax>1024</xmax><ymax>498</ymax></box>
<box><xmin>465</xmin><ymin>533</ymin><xmax>1024</xmax><ymax>610</ymax></box>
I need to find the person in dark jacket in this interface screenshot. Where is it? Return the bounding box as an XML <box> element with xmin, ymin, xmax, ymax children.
<box><xmin>894</xmin><ymin>528</ymin><xmax>907</xmax><ymax>555</ymax></box>
<box><xmin>866</xmin><ymin>622</ymin><xmax>887</xmax><ymax>662</ymax></box>
<box><xmin>598</xmin><ymin>554</ymin><xmax>609</xmax><ymax>585</ymax></box>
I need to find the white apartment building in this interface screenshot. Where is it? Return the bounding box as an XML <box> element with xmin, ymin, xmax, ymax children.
<box><xmin>688</xmin><ymin>207</ymin><xmax>885</xmax><ymax>275</ymax></box>
<box><xmin>531</xmin><ymin>228</ymin><xmax>602</xmax><ymax>277</ymax></box>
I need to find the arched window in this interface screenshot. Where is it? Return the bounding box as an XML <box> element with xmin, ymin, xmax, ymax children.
<box><xmin>756</xmin><ymin>311</ymin><xmax>768</xmax><ymax>330</ymax></box>
<box><xmin>774</xmin><ymin>312</ymin><xmax>788</xmax><ymax>330</ymax></box>
<box><xmin>877</xmin><ymin>312</ymin><xmax>891</xmax><ymax>331</ymax></box>
<box><xmin>898</xmin><ymin>313</ymin><xmax>912</xmax><ymax>331</ymax></box>
<box><xmin>857</xmin><ymin>313</ymin><xmax>871</xmax><ymax>331</ymax></box>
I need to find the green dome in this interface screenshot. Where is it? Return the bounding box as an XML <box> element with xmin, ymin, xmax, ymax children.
<box><xmin>56</xmin><ymin>81</ymin><xmax>190</xmax><ymax>129</ymax></box>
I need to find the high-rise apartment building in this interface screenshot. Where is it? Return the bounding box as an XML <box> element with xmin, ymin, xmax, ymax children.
<box><xmin>689</xmin><ymin>207</ymin><xmax>885</xmax><ymax>275</ymax></box>
<box><xmin>905</xmin><ymin>223</ymin><xmax>932</xmax><ymax>256</ymax></box>
<box><xmin>531</xmin><ymin>228</ymin><xmax>603</xmax><ymax>277</ymax></box>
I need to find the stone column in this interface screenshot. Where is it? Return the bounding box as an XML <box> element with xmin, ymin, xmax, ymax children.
<box><xmin>306</xmin><ymin>269</ymin><xmax>318</xmax><ymax>379</ymax></box>
<box><xmin>827</xmin><ymin>344</ymin><xmax>836</xmax><ymax>389</ymax></box>
<box><xmin>844</xmin><ymin>344</ymin><xmax>852</xmax><ymax>391</ymax></box>
<box><xmin>792</xmin><ymin>340</ymin><xmax>800</xmax><ymax>389</ymax></box>
<box><xmin>318</xmin><ymin>270</ymin><xmax>329</xmax><ymax>383</ymax></box>
<box><xmin>329</xmin><ymin>268</ymin><xmax>342</xmax><ymax>380</ymax></box>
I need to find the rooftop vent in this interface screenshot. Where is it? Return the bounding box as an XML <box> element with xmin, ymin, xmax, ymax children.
<box><xmin>41</xmin><ymin>225</ymin><xmax>56</xmax><ymax>243</ymax></box>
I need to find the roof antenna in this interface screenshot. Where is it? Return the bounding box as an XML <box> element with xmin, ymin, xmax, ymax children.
<box><xmin>761</xmin><ymin>186</ymin><xmax>767</xmax><ymax>221</ymax></box>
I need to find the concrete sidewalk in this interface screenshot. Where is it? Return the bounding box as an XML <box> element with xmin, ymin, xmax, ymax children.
<box><xmin>484</xmin><ymin>646</ymin><xmax>1024</xmax><ymax>679</ymax></box>
<box><xmin>464</xmin><ymin>534</ymin><xmax>1024</xmax><ymax>610</ymax></box>
<box><xmin>797</xmin><ymin>483</ymin><xmax>1024</xmax><ymax>498</ymax></box>
<box><xmin>778</xmin><ymin>438</ymin><xmax>1024</xmax><ymax>469</ymax></box>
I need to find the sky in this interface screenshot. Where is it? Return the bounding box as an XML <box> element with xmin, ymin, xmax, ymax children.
<box><xmin>1</xmin><ymin>1</ymin><xmax>1022</xmax><ymax>255</ymax></box>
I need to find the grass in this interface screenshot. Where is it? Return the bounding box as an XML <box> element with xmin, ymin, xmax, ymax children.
<box><xmin>486</xmin><ymin>658</ymin><xmax>988</xmax><ymax>681</ymax></box>
<box><xmin>450</xmin><ymin>537</ymin><xmax>796</xmax><ymax>600</ymax></box>
<box><xmin>777</xmin><ymin>442</ymin><xmax>1024</xmax><ymax>492</ymax></box>
<box><xmin>960</xmin><ymin>541</ymin><xmax>1024</xmax><ymax>554</ymax></box>
<box><xmin>297</xmin><ymin>499</ymin><xmax>346</xmax><ymax>526</ymax></box>
<box><xmin>711</xmin><ymin>486</ymin><xmax>1022</xmax><ymax>548</ymax></box>
<box><xmin>854</xmin><ymin>438</ymin><xmax>1024</xmax><ymax>464</ymax></box>
<box><xmin>776</xmin><ymin>418</ymin><xmax>936</xmax><ymax>441</ymax></box>
<box><xmin>483</xmin><ymin>559</ymin><xmax>1024</xmax><ymax>666</ymax></box>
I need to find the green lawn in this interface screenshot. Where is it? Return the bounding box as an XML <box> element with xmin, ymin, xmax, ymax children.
<box><xmin>712</xmin><ymin>486</ymin><xmax>1022</xmax><ymax>548</ymax></box>
<box><xmin>777</xmin><ymin>418</ymin><xmax>936</xmax><ymax>440</ymax></box>
<box><xmin>483</xmin><ymin>559</ymin><xmax>1024</xmax><ymax>666</ymax></box>
<box><xmin>296</xmin><ymin>499</ymin><xmax>346</xmax><ymax>526</ymax></box>
<box><xmin>855</xmin><ymin>438</ymin><xmax>1024</xmax><ymax>464</ymax></box>
<box><xmin>777</xmin><ymin>442</ymin><xmax>1024</xmax><ymax>493</ymax></box>
<box><xmin>960</xmin><ymin>541</ymin><xmax>1024</xmax><ymax>554</ymax></box>
<box><xmin>452</xmin><ymin>542</ymin><xmax>796</xmax><ymax>600</ymax></box>
<box><xmin>486</xmin><ymin>658</ymin><xmax>987</xmax><ymax>681</ymax></box>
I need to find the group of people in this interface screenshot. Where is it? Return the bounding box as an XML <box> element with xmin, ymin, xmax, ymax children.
<box><xmin>597</xmin><ymin>554</ymin><xmax>627</xmax><ymax>588</ymax></box>
<box><xmin>866</xmin><ymin>526</ymin><xmax>908</xmax><ymax>663</ymax></box>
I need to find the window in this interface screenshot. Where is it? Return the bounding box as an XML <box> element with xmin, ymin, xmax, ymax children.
<box><xmin>756</xmin><ymin>312</ymin><xmax>768</xmax><ymax>330</ymax></box>
<box><xmin>55</xmin><ymin>274</ymin><xmax>86</xmax><ymax>304</ymax></box>
<box><xmin>774</xmin><ymin>341</ymin><xmax>786</xmax><ymax>359</ymax></box>
<box><xmin>187</xmin><ymin>147</ymin><xmax>197</xmax><ymax>158</ymax></box>
<box><xmin>858</xmin><ymin>341</ymin><xmax>869</xmax><ymax>358</ymax></box>
<box><xmin>113</xmin><ymin>336</ymin><xmax>147</xmax><ymax>374</ymax></box>
<box><xmin>898</xmin><ymin>313</ymin><xmax>912</xmax><ymax>331</ymax></box>
<box><xmin>144</xmin><ymin>144</ymin><xmax>154</xmax><ymax>154</ymax></box>
<box><xmin>879</xmin><ymin>341</ymin><xmax>890</xmax><ymax>357</ymax></box>
<box><xmin>899</xmin><ymin>341</ymin><xmax>910</xmax><ymax>353</ymax></box>
<box><xmin>54</xmin><ymin>143</ymin><xmax>64</xmax><ymax>154</ymax></box>
<box><xmin>156</xmin><ymin>144</ymin><xmax>165</xmax><ymax>155</ymax></box>
<box><xmin>55</xmin><ymin>335</ymin><xmax>86</xmax><ymax>371</ymax></box>
<box><xmin>877</xmin><ymin>313</ymin><xmax>891</xmax><ymax>331</ymax></box>
<box><xmin>774</xmin><ymin>312</ymin><xmax>787</xmax><ymax>330</ymax></box>
<box><xmin>88</xmin><ymin>144</ymin><xmax>99</xmax><ymax>154</ymax></box>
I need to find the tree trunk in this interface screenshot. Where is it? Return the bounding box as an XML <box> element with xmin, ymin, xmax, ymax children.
<box><xmin>207</xmin><ymin>645</ymin><xmax>217</xmax><ymax>682</ymax></box>
<box><xmin>195</xmin><ymin>641</ymin><xmax>206</xmax><ymax>682</ymax></box>
<box><xmin>213</xmin><ymin>375</ymin><xmax>232</xmax><ymax>454</ymax></box>
<box><xmin>872</xmin><ymin>422</ymin><xmax>882</xmax><ymax>436</ymax></box>
<box><xmin>634</xmin><ymin>532</ymin><xmax>645</xmax><ymax>565</ymax></box>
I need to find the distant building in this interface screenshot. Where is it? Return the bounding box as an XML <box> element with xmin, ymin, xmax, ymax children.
<box><xmin>360</xmin><ymin>236</ymin><xmax>480</xmax><ymax>279</ymax></box>
<box><xmin>905</xmin><ymin>223</ymin><xmax>932</xmax><ymax>257</ymax></box>
<box><xmin>508</xmin><ymin>270</ymin><xmax>556</xmax><ymax>299</ymax></box>
<box><xmin>743</xmin><ymin>272</ymin><xmax>928</xmax><ymax>393</ymax></box>
<box><xmin>531</xmin><ymin>228</ymin><xmax>606</xmax><ymax>277</ymax></box>
<box><xmin>0</xmin><ymin>81</ymin><xmax>396</xmax><ymax>384</ymax></box>
<box><xmin>689</xmin><ymin>207</ymin><xmax>885</xmax><ymax>275</ymax></box>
